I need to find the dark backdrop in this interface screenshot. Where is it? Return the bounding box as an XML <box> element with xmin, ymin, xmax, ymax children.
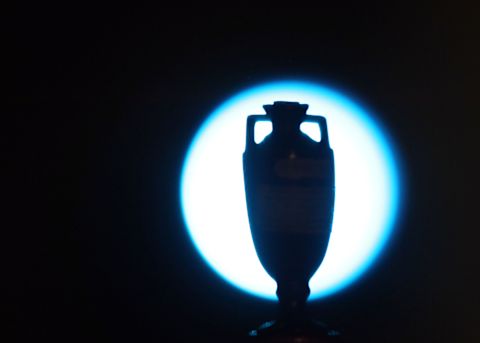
<box><xmin>7</xmin><ymin>5</ymin><xmax>479</xmax><ymax>342</ymax></box>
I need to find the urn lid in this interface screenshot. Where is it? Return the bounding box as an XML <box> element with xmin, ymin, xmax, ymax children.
<box><xmin>263</xmin><ymin>101</ymin><xmax>309</xmax><ymax>119</ymax></box>
<box><xmin>263</xmin><ymin>101</ymin><xmax>309</xmax><ymax>134</ymax></box>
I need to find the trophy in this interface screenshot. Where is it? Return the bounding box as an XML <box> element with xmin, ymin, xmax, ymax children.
<box><xmin>243</xmin><ymin>101</ymin><xmax>340</xmax><ymax>341</ymax></box>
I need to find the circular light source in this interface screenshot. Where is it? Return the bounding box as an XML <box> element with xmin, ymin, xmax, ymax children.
<box><xmin>181</xmin><ymin>81</ymin><xmax>400</xmax><ymax>300</ymax></box>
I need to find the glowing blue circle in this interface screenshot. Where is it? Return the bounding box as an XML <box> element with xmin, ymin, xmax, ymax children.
<box><xmin>180</xmin><ymin>80</ymin><xmax>400</xmax><ymax>300</ymax></box>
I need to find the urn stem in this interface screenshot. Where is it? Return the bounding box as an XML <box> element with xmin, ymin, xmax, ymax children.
<box><xmin>276</xmin><ymin>279</ymin><xmax>310</xmax><ymax>320</ymax></box>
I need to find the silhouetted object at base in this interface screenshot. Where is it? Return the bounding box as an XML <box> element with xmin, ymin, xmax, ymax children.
<box><xmin>244</xmin><ymin>101</ymin><xmax>341</xmax><ymax>342</ymax></box>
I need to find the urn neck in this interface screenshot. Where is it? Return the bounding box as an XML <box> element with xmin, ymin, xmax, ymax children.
<box><xmin>263</xmin><ymin>101</ymin><xmax>308</xmax><ymax>139</ymax></box>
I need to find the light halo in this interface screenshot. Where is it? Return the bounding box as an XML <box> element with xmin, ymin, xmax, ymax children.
<box><xmin>180</xmin><ymin>80</ymin><xmax>400</xmax><ymax>300</ymax></box>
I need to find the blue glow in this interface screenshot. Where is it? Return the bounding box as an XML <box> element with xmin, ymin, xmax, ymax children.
<box><xmin>180</xmin><ymin>80</ymin><xmax>401</xmax><ymax>300</ymax></box>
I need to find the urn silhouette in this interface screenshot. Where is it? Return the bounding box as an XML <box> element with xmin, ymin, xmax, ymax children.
<box><xmin>243</xmin><ymin>101</ymin><xmax>339</xmax><ymax>341</ymax></box>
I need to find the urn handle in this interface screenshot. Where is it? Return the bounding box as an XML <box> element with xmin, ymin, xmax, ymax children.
<box><xmin>302</xmin><ymin>115</ymin><xmax>331</xmax><ymax>149</ymax></box>
<box><xmin>245</xmin><ymin>115</ymin><xmax>270</xmax><ymax>152</ymax></box>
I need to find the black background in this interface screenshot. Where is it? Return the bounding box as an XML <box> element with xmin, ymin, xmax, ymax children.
<box><xmin>7</xmin><ymin>4</ymin><xmax>479</xmax><ymax>342</ymax></box>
